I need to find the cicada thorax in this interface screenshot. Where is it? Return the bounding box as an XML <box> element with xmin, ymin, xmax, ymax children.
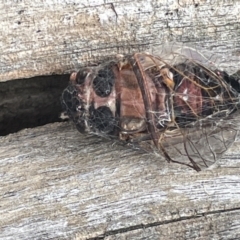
<box><xmin>117</xmin><ymin>57</ymin><xmax>177</xmax><ymax>141</ymax></box>
<box><xmin>114</xmin><ymin>59</ymin><xmax>146</xmax><ymax>136</ymax></box>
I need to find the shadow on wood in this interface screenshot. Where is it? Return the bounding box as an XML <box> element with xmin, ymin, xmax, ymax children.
<box><xmin>0</xmin><ymin>75</ymin><xmax>69</xmax><ymax>136</ymax></box>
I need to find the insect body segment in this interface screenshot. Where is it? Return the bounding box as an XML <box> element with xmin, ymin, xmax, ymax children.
<box><xmin>62</xmin><ymin>47</ymin><xmax>239</xmax><ymax>171</ymax></box>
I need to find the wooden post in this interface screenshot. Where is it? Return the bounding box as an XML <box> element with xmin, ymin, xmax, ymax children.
<box><xmin>1</xmin><ymin>0</ymin><xmax>240</xmax><ymax>239</ymax></box>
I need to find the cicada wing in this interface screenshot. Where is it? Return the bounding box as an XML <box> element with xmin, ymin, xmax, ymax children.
<box><xmin>151</xmin><ymin>43</ymin><xmax>240</xmax><ymax>75</ymax></box>
<box><xmin>62</xmin><ymin>46</ymin><xmax>239</xmax><ymax>171</ymax></box>
<box><xmin>149</xmin><ymin>42</ymin><xmax>221</xmax><ymax>71</ymax></box>
<box><xmin>132</xmin><ymin>51</ymin><xmax>239</xmax><ymax>171</ymax></box>
<box><xmin>159</xmin><ymin>120</ymin><xmax>238</xmax><ymax>170</ymax></box>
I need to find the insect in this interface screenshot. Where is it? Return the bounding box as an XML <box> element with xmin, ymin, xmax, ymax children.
<box><xmin>61</xmin><ymin>45</ymin><xmax>240</xmax><ymax>171</ymax></box>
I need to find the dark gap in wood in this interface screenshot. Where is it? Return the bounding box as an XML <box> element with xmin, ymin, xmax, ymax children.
<box><xmin>89</xmin><ymin>207</ymin><xmax>240</xmax><ymax>239</ymax></box>
<box><xmin>0</xmin><ymin>75</ymin><xmax>70</xmax><ymax>136</ymax></box>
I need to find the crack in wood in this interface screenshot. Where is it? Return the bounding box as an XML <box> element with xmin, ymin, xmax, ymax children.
<box><xmin>0</xmin><ymin>74</ymin><xmax>69</xmax><ymax>136</ymax></box>
<box><xmin>89</xmin><ymin>207</ymin><xmax>240</xmax><ymax>239</ymax></box>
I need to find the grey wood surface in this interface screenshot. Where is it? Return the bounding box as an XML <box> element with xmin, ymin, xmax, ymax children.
<box><xmin>1</xmin><ymin>122</ymin><xmax>240</xmax><ymax>239</ymax></box>
<box><xmin>1</xmin><ymin>0</ymin><xmax>240</xmax><ymax>239</ymax></box>
<box><xmin>0</xmin><ymin>0</ymin><xmax>239</xmax><ymax>82</ymax></box>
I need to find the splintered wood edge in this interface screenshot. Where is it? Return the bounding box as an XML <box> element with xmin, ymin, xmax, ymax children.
<box><xmin>1</xmin><ymin>0</ymin><xmax>240</xmax><ymax>82</ymax></box>
<box><xmin>0</xmin><ymin>122</ymin><xmax>240</xmax><ymax>239</ymax></box>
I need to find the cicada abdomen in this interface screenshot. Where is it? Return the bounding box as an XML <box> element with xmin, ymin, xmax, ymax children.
<box><xmin>61</xmin><ymin>45</ymin><xmax>240</xmax><ymax>171</ymax></box>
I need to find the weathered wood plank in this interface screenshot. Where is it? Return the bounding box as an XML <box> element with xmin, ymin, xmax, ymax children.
<box><xmin>1</xmin><ymin>0</ymin><xmax>240</xmax><ymax>238</ymax></box>
<box><xmin>1</xmin><ymin>122</ymin><xmax>240</xmax><ymax>239</ymax></box>
<box><xmin>1</xmin><ymin>0</ymin><xmax>239</xmax><ymax>81</ymax></box>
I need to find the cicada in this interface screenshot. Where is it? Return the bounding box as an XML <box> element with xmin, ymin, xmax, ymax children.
<box><xmin>61</xmin><ymin>44</ymin><xmax>240</xmax><ymax>171</ymax></box>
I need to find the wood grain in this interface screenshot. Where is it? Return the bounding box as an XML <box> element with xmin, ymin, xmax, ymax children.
<box><xmin>1</xmin><ymin>0</ymin><xmax>240</xmax><ymax>238</ymax></box>
<box><xmin>1</xmin><ymin>0</ymin><xmax>239</xmax><ymax>82</ymax></box>
<box><xmin>1</xmin><ymin>122</ymin><xmax>240</xmax><ymax>239</ymax></box>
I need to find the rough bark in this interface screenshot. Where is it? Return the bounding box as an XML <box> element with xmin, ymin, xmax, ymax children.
<box><xmin>0</xmin><ymin>0</ymin><xmax>239</xmax><ymax>82</ymax></box>
<box><xmin>0</xmin><ymin>122</ymin><xmax>240</xmax><ymax>239</ymax></box>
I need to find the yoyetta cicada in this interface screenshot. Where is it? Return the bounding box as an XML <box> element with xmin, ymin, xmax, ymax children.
<box><xmin>62</xmin><ymin>44</ymin><xmax>240</xmax><ymax>171</ymax></box>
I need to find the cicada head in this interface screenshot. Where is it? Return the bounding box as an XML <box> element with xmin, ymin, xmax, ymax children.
<box><xmin>61</xmin><ymin>64</ymin><xmax>118</xmax><ymax>135</ymax></box>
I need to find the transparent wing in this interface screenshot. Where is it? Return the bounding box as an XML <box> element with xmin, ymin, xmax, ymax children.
<box><xmin>149</xmin><ymin>42</ymin><xmax>225</xmax><ymax>70</ymax></box>
<box><xmin>149</xmin><ymin>42</ymin><xmax>239</xmax><ymax>75</ymax></box>
<box><xmin>159</xmin><ymin>119</ymin><xmax>238</xmax><ymax>171</ymax></box>
<box><xmin>132</xmin><ymin>51</ymin><xmax>239</xmax><ymax>171</ymax></box>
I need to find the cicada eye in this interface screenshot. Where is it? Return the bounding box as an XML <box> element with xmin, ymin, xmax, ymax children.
<box><xmin>93</xmin><ymin>65</ymin><xmax>115</xmax><ymax>97</ymax></box>
<box><xmin>76</xmin><ymin>70</ymin><xmax>88</xmax><ymax>84</ymax></box>
<box><xmin>89</xmin><ymin>106</ymin><xmax>116</xmax><ymax>133</ymax></box>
